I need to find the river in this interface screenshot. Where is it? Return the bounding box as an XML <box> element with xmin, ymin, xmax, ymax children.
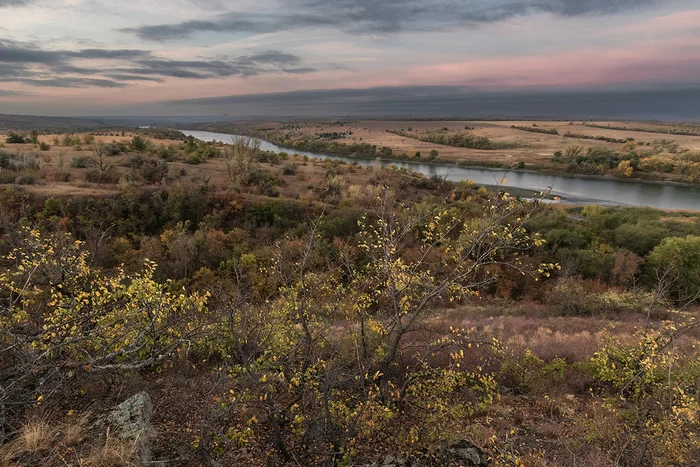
<box><xmin>182</xmin><ymin>130</ymin><xmax>700</xmax><ymax>211</ymax></box>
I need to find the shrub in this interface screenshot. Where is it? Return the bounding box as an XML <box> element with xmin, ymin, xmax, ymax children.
<box><xmin>282</xmin><ymin>163</ymin><xmax>297</xmax><ymax>175</ymax></box>
<box><xmin>85</xmin><ymin>167</ymin><xmax>119</xmax><ymax>184</ymax></box>
<box><xmin>15</xmin><ymin>171</ymin><xmax>37</xmax><ymax>185</ymax></box>
<box><xmin>135</xmin><ymin>159</ymin><xmax>169</xmax><ymax>184</ymax></box>
<box><xmin>6</xmin><ymin>132</ymin><xmax>26</xmax><ymax>144</ymax></box>
<box><xmin>131</xmin><ymin>135</ymin><xmax>147</xmax><ymax>151</ymax></box>
<box><xmin>103</xmin><ymin>143</ymin><xmax>123</xmax><ymax>156</ymax></box>
<box><xmin>0</xmin><ymin>150</ymin><xmax>10</xmax><ymax>169</ymax></box>
<box><xmin>54</xmin><ymin>171</ymin><xmax>71</xmax><ymax>182</ymax></box>
<box><xmin>71</xmin><ymin>156</ymin><xmax>90</xmax><ymax>168</ymax></box>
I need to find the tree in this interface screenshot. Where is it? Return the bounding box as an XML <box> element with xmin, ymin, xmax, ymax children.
<box><xmin>0</xmin><ymin>228</ymin><xmax>210</xmax><ymax>436</ymax></box>
<box><xmin>564</xmin><ymin>145</ymin><xmax>584</xmax><ymax>160</ymax></box>
<box><xmin>205</xmin><ymin>189</ymin><xmax>552</xmax><ymax>463</ymax></box>
<box><xmin>647</xmin><ymin>235</ymin><xmax>700</xmax><ymax>303</ymax></box>
<box><xmin>131</xmin><ymin>135</ymin><xmax>147</xmax><ymax>151</ymax></box>
<box><xmin>429</xmin><ymin>149</ymin><xmax>438</xmax><ymax>160</ymax></box>
<box><xmin>224</xmin><ymin>136</ymin><xmax>260</xmax><ymax>185</ymax></box>
<box><xmin>87</xmin><ymin>140</ymin><xmax>116</xmax><ymax>182</ymax></box>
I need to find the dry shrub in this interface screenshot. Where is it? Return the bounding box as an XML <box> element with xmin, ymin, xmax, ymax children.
<box><xmin>343</xmin><ymin>183</ymin><xmax>382</xmax><ymax>207</ymax></box>
<box><xmin>546</xmin><ymin>277</ymin><xmax>662</xmax><ymax>317</ymax></box>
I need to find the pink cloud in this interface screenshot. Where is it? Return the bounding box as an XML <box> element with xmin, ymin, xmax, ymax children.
<box><xmin>615</xmin><ymin>9</ymin><xmax>700</xmax><ymax>35</ymax></box>
<box><xmin>402</xmin><ymin>38</ymin><xmax>700</xmax><ymax>90</ymax></box>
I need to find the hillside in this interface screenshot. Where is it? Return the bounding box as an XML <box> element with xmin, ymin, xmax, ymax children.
<box><xmin>0</xmin><ymin>114</ymin><xmax>116</xmax><ymax>132</ymax></box>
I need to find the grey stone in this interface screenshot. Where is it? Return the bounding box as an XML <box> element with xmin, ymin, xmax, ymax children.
<box><xmin>446</xmin><ymin>439</ymin><xmax>488</xmax><ymax>466</ymax></box>
<box><xmin>105</xmin><ymin>392</ymin><xmax>156</xmax><ymax>464</ymax></box>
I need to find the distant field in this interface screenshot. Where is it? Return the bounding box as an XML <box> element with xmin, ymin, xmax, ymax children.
<box><xmin>0</xmin><ymin>113</ymin><xmax>114</xmax><ymax>131</ymax></box>
<box><xmin>4</xmin><ymin>119</ymin><xmax>700</xmax><ymax>196</ymax></box>
<box><xmin>235</xmin><ymin>119</ymin><xmax>700</xmax><ymax>166</ymax></box>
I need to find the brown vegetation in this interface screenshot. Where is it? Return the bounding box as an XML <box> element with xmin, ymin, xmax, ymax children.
<box><xmin>0</xmin><ymin>126</ymin><xmax>699</xmax><ymax>466</ymax></box>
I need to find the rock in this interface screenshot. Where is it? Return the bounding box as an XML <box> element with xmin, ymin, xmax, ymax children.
<box><xmin>377</xmin><ymin>440</ymin><xmax>487</xmax><ymax>467</ymax></box>
<box><xmin>105</xmin><ymin>392</ymin><xmax>155</xmax><ymax>464</ymax></box>
<box><xmin>445</xmin><ymin>439</ymin><xmax>488</xmax><ymax>466</ymax></box>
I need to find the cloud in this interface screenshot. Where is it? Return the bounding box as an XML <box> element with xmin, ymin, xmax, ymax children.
<box><xmin>0</xmin><ymin>0</ymin><xmax>30</xmax><ymax>7</ymax></box>
<box><xmin>122</xmin><ymin>0</ymin><xmax>665</xmax><ymax>41</ymax></box>
<box><xmin>110</xmin><ymin>50</ymin><xmax>313</xmax><ymax>79</ymax></box>
<box><xmin>120</xmin><ymin>14</ymin><xmax>337</xmax><ymax>41</ymax></box>
<box><xmin>159</xmin><ymin>85</ymin><xmax>700</xmax><ymax>121</ymax></box>
<box><xmin>0</xmin><ymin>63</ymin><xmax>29</xmax><ymax>78</ymax></box>
<box><xmin>66</xmin><ymin>49</ymin><xmax>152</xmax><ymax>60</ymax></box>
<box><xmin>15</xmin><ymin>77</ymin><xmax>128</xmax><ymax>88</ymax></box>
<box><xmin>246</xmin><ymin>50</ymin><xmax>301</xmax><ymax>66</ymax></box>
<box><xmin>104</xmin><ymin>74</ymin><xmax>165</xmax><ymax>83</ymax></box>
<box><xmin>0</xmin><ymin>40</ymin><xmax>152</xmax><ymax>64</ymax></box>
<box><xmin>0</xmin><ymin>38</ymin><xmax>315</xmax><ymax>87</ymax></box>
<box><xmin>0</xmin><ymin>89</ymin><xmax>24</xmax><ymax>96</ymax></box>
<box><xmin>282</xmin><ymin>67</ymin><xmax>317</xmax><ymax>74</ymax></box>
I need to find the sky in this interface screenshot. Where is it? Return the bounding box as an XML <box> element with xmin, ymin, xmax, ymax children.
<box><xmin>1</xmin><ymin>0</ymin><xmax>700</xmax><ymax>117</ymax></box>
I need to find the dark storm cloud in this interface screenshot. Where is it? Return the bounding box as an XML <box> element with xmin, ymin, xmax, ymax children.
<box><xmin>166</xmin><ymin>85</ymin><xmax>466</xmax><ymax>107</ymax></box>
<box><xmin>0</xmin><ymin>38</ymin><xmax>315</xmax><ymax>87</ymax></box>
<box><xmin>160</xmin><ymin>85</ymin><xmax>700</xmax><ymax>121</ymax></box>
<box><xmin>123</xmin><ymin>0</ymin><xmax>664</xmax><ymax>41</ymax></box>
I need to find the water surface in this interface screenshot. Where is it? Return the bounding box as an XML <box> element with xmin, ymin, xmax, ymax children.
<box><xmin>183</xmin><ymin>130</ymin><xmax>700</xmax><ymax>211</ymax></box>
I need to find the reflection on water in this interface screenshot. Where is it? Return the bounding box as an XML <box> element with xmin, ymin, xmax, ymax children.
<box><xmin>183</xmin><ymin>130</ymin><xmax>700</xmax><ymax>211</ymax></box>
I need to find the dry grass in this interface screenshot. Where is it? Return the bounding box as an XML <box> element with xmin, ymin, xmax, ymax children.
<box><xmin>80</xmin><ymin>429</ymin><xmax>137</xmax><ymax>467</ymax></box>
<box><xmin>426</xmin><ymin>302</ymin><xmax>700</xmax><ymax>366</ymax></box>
<box><xmin>0</xmin><ymin>138</ymin><xmax>432</xmax><ymax>204</ymax></box>
<box><xmin>0</xmin><ymin>419</ymin><xmax>53</xmax><ymax>466</ymax></box>
<box><xmin>17</xmin><ymin>420</ymin><xmax>51</xmax><ymax>454</ymax></box>
<box><xmin>0</xmin><ymin>414</ymin><xmax>137</xmax><ymax>467</ymax></box>
<box><xmin>62</xmin><ymin>413</ymin><xmax>89</xmax><ymax>446</ymax></box>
